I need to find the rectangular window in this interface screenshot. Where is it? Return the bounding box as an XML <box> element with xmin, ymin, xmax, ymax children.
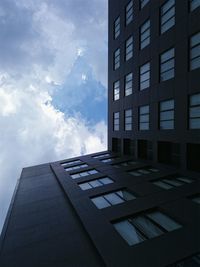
<box><xmin>113</xmin><ymin>80</ymin><xmax>120</xmax><ymax>101</ymax></box>
<box><xmin>128</xmin><ymin>167</ymin><xmax>159</xmax><ymax>177</ymax></box>
<box><xmin>93</xmin><ymin>153</ymin><xmax>110</xmax><ymax>159</ymax></box>
<box><xmin>190</xmin><ymin>0</ymin><xmax>200</xmax><ymax>12</ymax></box>
<box><xmin>114</xmin><ymin>48</ymin><xmax>120</xmax><ymax>70</ymax></box>
<box><xmin>126</xmin><ymin>1</ymin><xmax>133</xmax><ymax>25</ymax></box>
<box><xmin>189</xmin><ymin>93</ymin><xmax>200</xmax><ymax>129</ymax></box>
<box><xmin>61</xmin><ymin>159</ymin><xmax>82</xmax><ymax>166</ymax></box>
<box><xmin>153</xmin><ymin>175</ymin><xmax>194</xmax><ymax>190</ymax></box>
<box><xmin>139</xmin><ymin>105</ymin><xmax>150</xmax><ymax>130</ymax></box>
<box><xmin>101</xmin><ymin>157</ymin><xmax>118</xmax><ymax>163</ymax></box>
<box><xmin>71</xmin><ymin>169</ymin><xmax>98</xmax><ymax>179</ymax></box>
<box><xmin>125</xmin><ymin>73</ymin><xmax>133</xmax><ymax>96</ymax></box>
<box><xmin>125</xmin><ymin>36</ymin><xmax>133</xmax><ymax>61</ymax></box>
<box><xmin>65</xmin><ymin>163</ymin><xmax>88</xmax><ymax>172</ymax></box>
<box><xmin>140</xmin><ymin>62</ymin><xmax>150</xmax><ymax>90</ymax></box>
<box><xmin>114</xmin><ymin>16</ymin><xmax>120</xmax><ymax>39</ymax></box>
<box><xmin>190</xmin><ymin>32</ymin><xmax>200</xmax><ymax>71</ymax></box>
<box><xmin>140</xmin><ymin>19</ymin><xmax>150</xmax><ymax>49</ymax></box>
<box><xmin>79</xmin><ymin>177</ymin><xmax>113</xmax><ymax>190</ymax></box>
<box><xmin>140</xmin><ymin>0</ymin><xmax>150</xmax><ymax>9</ymax></box>
<box><xmin>159</xmin><ymin>99</ymin><xmax>174</xmax><ymax>129</ymax></box>
<box><xmin>114</xmin><ymin>112</ymin><xmax>120</xmax><ymax>131</ymax></box>
<box><xmin>125</xmin><ymin>109</ymin><xmax>132</xmax><ymax>131</ymax></box>
<box><xmin>160</xmin><ymin>48</ymin><xmax>175</xmax><ymax>81</ymax></box>
<box><xmin>113</xmin><ymin>210</ymin><xmax>181</xmax><ymax>246</ymax></box>
<box><xmin>160</xmin><ymin>0</ymin><xmax>175</xmax><ymax>34</ymax></box>
<box><xmin>113</xmin><ymin>160</ymin><xmax>137</xmax><ymax>168</ymax></box>
<box><xmin>91</xmin><ymin>189</ymin><xmax>136</xmax><ymax>209</ymax></box>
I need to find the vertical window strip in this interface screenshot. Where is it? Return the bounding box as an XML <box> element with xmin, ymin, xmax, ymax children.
<box><xmin>114</xmin><ymin>16</ymin><xmax>120</xmax><ymax>39</ymax></box>
<box><xmin>160</xmin><ymin>99</ymin><xmax>174</xmax><ymax>129</ymax></box>
<box><xmin>125</xmin><ymin>73</ymin><xmax>133</xmax><ymax>96</ymax></box>
<box><xmin>190</xmin><ymin>32</ymin><xmax>200</xmax><ymax>71</ymax></box>
<box><xmin>140</xmin><ymin>19</ymin><xmax>150</xmax><ymax>49</ymax></box>
<box><xmin>114</xmin><ymin>48</ymin><xmax>120</xmax><ymax>70</ymax></box>
<box><xmin>114</xmin><ymin>112</ymin><xmax>120</xmax><ymax>131</ymax></box>
<box><xmin>189</xmin><ymin>93</ymin><xmax>200</xmax><ymax>129</ymax></box>
<box><xmin>139</xmin><ymin>105</ymin><xmax>150</xmax><ymax>130</ymax></box>
<box><xmin>190</xmin><ymin>0</ymin><xmax>200</xmax><ymax>12</ymax></box>
<box><xmin>126</xmin><ymin>1</ymin><xmax>133</xmax><ymax>25</ymax></box>
<box><xmin>125</xmin><ymin>109</ymin><xmax>132</xmax><ymax>131</ymax></box>
<box><xmin>125</xmin><ymin>36</ymin><xmax>133</xmax><ymax>61</ymax></box>
<box><xmin>140</xmin><ymin>62</ymin><xmax>150</xmax><ymax>90</ymax></box>
<box><xmin>113</xmin><ymin>81</ymin><xmax>120</xmax><ymax>101</ymax></box>
<box><xmin>160</xmin><ymin>0</ymin><xmax>175</xmax><ymax>34</ymax></box>
<box><xmin>160</xmin><ymin>48</ymin><xmax>175</xmax><ymax>81</ymax></box>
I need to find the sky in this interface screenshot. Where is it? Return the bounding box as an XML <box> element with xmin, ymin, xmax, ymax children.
<box><xmin>0</xmin><ymin>0</ymin><xmax>108</xmax><ymax>233</ymax></box>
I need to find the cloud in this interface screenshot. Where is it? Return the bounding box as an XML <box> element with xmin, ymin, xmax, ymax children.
<box><xmin>0</xmin><ymin>0</ymin><xmax>108</xmax><ymax>233</ymax></box>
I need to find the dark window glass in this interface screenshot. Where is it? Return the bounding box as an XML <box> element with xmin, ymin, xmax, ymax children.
<box><xmin>153</xmin><ymin>175</ymin><xmax>194</xmax><ymax>190</ymax></box>
<box><xmin>140</xmin><ymin>62</ymin><xmax>150</xmax><ymax>90</ymax></box>
<box><xmin>114</xmin><ymin>16</ymin><xmax>120</xmax><ymax>39</ymax></box>
<box><xmin>140</xmin><ymin>19</ymin><xmax>150</xmax><ymax>49</ymax></box>
<box><xmin>190</xmin><ymin>32</ymin><xmax>200</xmax><ymax>71</ymax></box>
<box><xmin>160</xmin><ymin>0</ymin><xmax>175</xmax><ymax>34</ymax></box>
<box><xmin>125</xmin><ymin>36</ymin><xmax>133</xmax><ymax>61</ymax></box>
<box><xmin>114</xmin><ymin>112</ymin><xmax>120</xmax><ymax>131</ymax></box>
<box><xmin>160</xmin><ymin>48</ymin><xmax>175</xmax><ymax>81</ymax></box>
<box><xmin>159</xmin><ymin>99</ymin><xmax>174</xmax><ymax>129</ymax></box>
<box><xmin>140</xmin><ymin>0</ymin><xmax>150</xmax><ymax>9</ymax></box>
<box><xmin>125</xmin><ymin>109</ymin><xmax>132</xmax><ymax>131</ymax></box>
<box><xmin>139</xmin><ymin>105</ymin><xmax>150</xmax><ymax>130</ymax></box>
<box><xmin>114</xmin><ymin>48</ymin><xmax>120</xmax><ymax>70</ymax></box>
<box><xmin>190</xmin><ymin>0</ymin><xmax>200</xmax><ymax>12</ymax></box>
<box><xmin>126</xmin><ymin>1</ymin><xmax>133</xmax><ymax>25</ymax></box>
<box><xmin>113</xmin><ymin>80</ymin><xmax>120</xmax><ymax>101</ymax></box>
<box><xmin>189</xmin><ymin>93</ymin><xmax>200</xmax><ymax>129</ymax></box>
<box><xmin>125</xmin><ymin>73</ymin><xmax>133</xmax><ymax>96</ymax></box>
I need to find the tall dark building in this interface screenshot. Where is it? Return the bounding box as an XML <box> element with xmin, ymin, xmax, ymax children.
<box><xmin>0</xmin><ymin>1</ymin><xmax>200</xmax><ymax>267</ymax></box>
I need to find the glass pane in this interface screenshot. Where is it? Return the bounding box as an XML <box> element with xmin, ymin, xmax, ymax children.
<box><xmin>161</xmin><ymin>59</ymin><xmax>174</xmax><ymax>73</ymax></box>
<box><xmin>153</xmin><ymin>181</ymin><xmax>173</xmax><ymax>190</ymax></box>
<box><xmin>104</xmin><ymin>193</ymin><xmax>124</xmax><ymax>205</ymax></box>
<box><xmin>161</xmin><ymin>68</ymin><xmax>174</xmax><ymax>81</ymax></box>
<box><xmin>161</xmin><ymin>7</ymin><xmax>175</xmax><ymax>25</ymax></box>
<box><xmin>99</xmin><ymin>177</ymin><xmax>113</xmax><ymax>185</ymax></box>
<box><xmin>140</xmin><ymin>62</ymin><xmax>150</xmax><ymax>74</ymax></box>
<box><xmin>140</xmin><ymin>80</ymin><xmax>150</xmax><ymax>90</ymax></box>
<box><xmin>161</xmin><ymin>48</ymin><xmax>174</xmax><ymax>63</ymax></box>
<box><xmin>140</xmin><ymin>114</ymin><xmax>149</xmax><ymax>122</ymax></box>
<box><xmin>141</xmin><ymin>71</ymin><xmax>150</xmax><ymax>82</ymax></box>
<box><xmin>191</xmin><ymin>0</ymin><xmax>200</xmax><ymax>11</ymax></box>
<box><xmin>91</xmin><ymin>196</ymin><xmax>110</xmax><ymax>209</ymax></box>
<box><xmin>190</xmin><ymin>107</ymin><xmax>200</xmax><ymax>118</ymax></box>
<box><xmin>191</xmin><ymin>56</ymin><xmax>200</xmax><ymax>70</ymax></box>
<box><xmin>161</xmin><ymin>0</ymin><xmax>175</xmax><ymax>15</ymax></box>
<box><xmin>161</xmin><ymin>17</ymin><xmax>175</xmax><ymax>34</ymax></box>
<box><xmin>89</xmin><ymin>180</ymin><xmax>102</xmax><ymax>188</ymax></box>
<box><xmin>160</xmin><ymin>120</ymin><xmax>174</xmax><ymax>129</ymax></box>
<box><xmin>160</xmin><ymin>110</ymin><xmax>174</xmax><ymax>120</ymax></box>
<box><xmin>190</xmin><ymin>93</ymin><xmax>200</xmax><ymax>106</ymax></box>
<box><xmin>140</xmin><ymin>122</ymin><xmax>149</xmax><ymax>130</ymax></box>
<box><xmin>163</xmin><ymin>178</ymin><xmax>184</xmax><ymax>186</ymax></box>
<box><xmin>191</xmin><ymin>32</ymin><xmax>200</xmax><ymax>47</ymax></box>
<box><xmin>149</xmin><ymin>168</ymin><xmax>159</xmax><ymax>172</ymax></box>
<box><xmin>140</xmin><ymin>105</ymin><xmax>149</xmax><ymax>114</ymax></box>
<box><xmin>138</xmin><ymin>169</ymin><xmax>150</xmax><ymax>174</ymax></box>
<box><xmin>129</xmin><ymin>171</ymin><xmax>142</xmax><ymax>176</ymax></box>
<box><xmin>117</xmin><ymin>190</ymin><xmax>136</xmax><ymax>201</ymax></box>
<box><xmin>79</xmin><ymin>183</ymin><xmax>92</xmax><ymax>190</ymax></box>
<box><xmin>190</xmin><ymin>118</ymin><xmax>200</xmax><ymax>129</ymax></box>
<box><xmin>176</xmin><ymin>177</ymin><xmax>193</xmax><ymax>183</ymax></box>
<box><xmin>191</xmin><ymin>45</ymin><xmax>200</xmax><ymax>59</ymax></box>
<box><xmin>89</xmin><ymin>169</ymin><xmax>98</xmax><ymax>175</ymax></box>
<box><xmin>71</xmin><ymin>174</ymin><xmax>80</xmax><ymax>179</ymax></box>
<box><xmin>80</xmin><ymin>172</ymin><xmax>88</xmax><ymax>177</ymax></box>
<box><xmin>147</xmin><ymin>211</ymin><xmax>182</xmax><ymax>231</ymax></box>
<box><xmin>114</xmin><ymin>220</ymin><xmax>145</xmax><ymax>246</ymax></box>
<box><xmin>132</xmin><ymin>216</ymin><xmax>164</xmax><ymax>238</ymax></box>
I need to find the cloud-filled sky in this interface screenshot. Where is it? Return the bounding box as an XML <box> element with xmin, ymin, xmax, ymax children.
<box><xmin>0</xmin><ymin>0</ymin><xmax>108</xmax><ymax>233</ymax></box>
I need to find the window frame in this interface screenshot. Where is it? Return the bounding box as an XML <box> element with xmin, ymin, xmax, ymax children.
<box><xmin>114</xmin><ymin>112</ymin><xmax>120</xmax><ymax>131</ymax></box>
<box><xmin>189</xmin><ymin>93</ymin><xmax>200</xmax><ymax>129</ymax></box>
<box><xmin>125</xmin><ymin>36</ymin><xmax>133</xmax><ymax>61</ymax></box>
<box><xmin>124</xmin><ymin>109</ymin><xmax>132</xmax><ymax>131</ymax></box>
<box><xmin>125</xmin><ymin>0</ymin><xmax>133</xmax><ymax>26</ymax></box>
<box><xmin>190</xmin><ymin>31</ymin><xmax>200</xmax><ymax>71</ymax></box>
<box><xmin>160</xmin><ymin>0</ymin><xmax>175</xmax><ymax>34</ymax></box>
<box><xmin>139</xmin><ymin>62</ymin><xmax>150</xmax><ymax>90</ymax></box>
<box><xmin>114</xmin><ymin>16</ymin><xmax>120</xmax><ymax>39</ymax></box>
<box><xmin>139</xmin><ymin>105</ymin><xmax>150</xmax><ymax>130</ymax></box>
<box><xmin>140</xmin><ymin>19</ymin><xmax>150</xmax><ymax>50</ymax></box>
<box><xmin>159</xmin><ymin>99</ymin><xmax>175</xmax><ymax>130</ymax></box>
<box><xmin>160</xmin><ymin>47</ymin><xmax>175</xmax><ymax>82</ymax></box>
<box><xmin>114</xmin><ymin>48</ymin><xmax>120</xmax><ymax>70</ymax></box>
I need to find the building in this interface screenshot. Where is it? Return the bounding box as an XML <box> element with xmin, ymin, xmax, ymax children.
<box><xmin>0</xmin><ymin>0</ymin><xmax>200</xmax><ymax>266</ymax></box>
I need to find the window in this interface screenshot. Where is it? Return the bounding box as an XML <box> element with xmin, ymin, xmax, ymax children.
<box><xmin>61</xmin><ymin>159</ymin><xmax>82</xmax><ymax>166</ymax></box>
<box><xmin>125</xmin><ymin>109</ymin><xmax>132</xmax><ymax>131</ymax></box>
<box><xmin>159</xmin><ymin>99</ymin><xmax>174</xmax><ymax>129</ymax></box>
<box><xmin>114</xmin><ymin>112</ymin><xmax>120</xmax><ymax>131</ymax></box>
<box><xmin>126</xmin><ymin>1</ymin><xmax>133</xmax><ymax>25</ymax></box>
<box><xmin>140</xmin><ymin>62</ymin><xmax>150</xmax><ymax>90</ymax></box>
<box><xmin>113</xmin><ymin>81</ymin><xmax>120</xmax><ymax>101</ymax></box>
<box><xmin>91</xmin><ymin>189</ymin><xmax>136</xmax><ymax>209</ymax></box>
<box><xmin>101</xmin><ymin>157</ymin><xmax>118</xmax><ymax>163</ymax></box>
<box><xmin>190</xmin><ymin>32</ymin><xmax>200</xmax><ymax>71</ymax></box>
<box><xmin>128</xmin><ymin>167</ymin><xmax>159</xmax><ymax>176</ymax></box>
<box><xmin>93</xmin><ymin>153</ymin><xmax>110</xmax><ymax>159</ymax></box>
<box><xmin>160</xmin><ymin>48</ymin><xmax>175</xmax><ymax>81</ymax></box>
<box><xmin>140</xmin><ymin>19</ymin><xmax>150</xmax><ymax>49</ymax></box>
<box><xmin>113</xmin><ymin>210</ymin><xmax>181</xmax><ymax>246</ymax></box>
<box><xmin>189</xmin><ymin>93</ymin><xmax>200</xmax><ymax>129</ymax></box>
<box><xmin>160</xmin><ymin>0</ymin><xmax>175</xmax><ymax>34</ymax></box>
<box><xmin>153</xmin><ymin>175</ymin><xmax>194</xmax><ymax>190</ymax></box>
<box><xmin>113</xmin><ymin>160</ymin><xmax>137</xmax><ymax>168</ymax></box>
<box><xmin>79</xmin><ymin>177</ymin><xmax>113</xmax><ymax>190</ymax></box>
<box><xmin>114</xmin><ymin>16</ymin><xmax>120</xmax><ymax>39</ymax></box>
<box><xmin>114</xmin><ymin>48</ymin><xmax>120</xmax><ymax>70</ymax></box>
<box><xmin>71</xmin><ymin>169</ymin><xmax>98</xmax><ymax>179</ymax></box>
<box><xmin>139</xmin><ymin>105</ymin><xmax>149</xmax><ymax>130</ymax></box>
<box><xmin>140</xmin><ymin>0</ymin><xmax>150</xmax><ymax>9</ymax></box>
<box><xmin>191</xmin><ymin>194</ymin><xmax>200</xmax><ymax>204</ymax></box>
<box><xmin>125</xmin><ymin>36</ymin><xmax>133</xmax><ymax>61</ymax></box>
<box><xmin>125</xmin><ymin>73</ymin><xmax>133</xmax><ymax>96</ymax></box>
<box><xmin>190</xmin><ymin>0</ymin><xmax>200</xmax><ymax>12</ymax></box>
<box><xmin>65</xmin><ymin>163</ymin><xmax>88</xmax><ymax>172</ymax></box>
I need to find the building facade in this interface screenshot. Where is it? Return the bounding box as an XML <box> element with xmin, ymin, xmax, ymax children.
<box><xmin>108</xmin><ymin>0</ymin><xmax>200</xmax><ymax>172</ymax></box>
<box><xmin>0</xmin><ymin>0</ymin><xmax>200</xmax><ymax>266</ymax></box>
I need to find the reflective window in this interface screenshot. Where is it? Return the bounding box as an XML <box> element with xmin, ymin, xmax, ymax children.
<box><xmin>140</xmin><ymin>0</ymin><xmax>150</xmax><ymax>9</ymax></box>
<box><xmin>101</xmin><ymin>157</ymin><xmax>119</xmax><ymax>163</ymax></box>
<box><xmin>153</xmin><ymin>175</ymin><xmax>194</xmax><ymax>190</ymax></box>
<box><xmin>125</xmin><ymin>109</ymin><xmax>132</xmax><ymax>131</ymax></box>
<box><xmin>125</xmin><ymin>73</ymin><xmax>133</xmax><ymax>96</ymax></box>
<box><xmin>114</xmin><ymin>112</ymin><xmax>120</xmax><ymax>131</ymax></box>
<box><xmin>113</xmin><ymin>80</ymin><xmax>120</xmax><ymax>101</ymax></box>
<box><xmin>91</xmin><ymin>189</ymin><xmax>136</xmax><ymax>209</ymax></box>
<box><xmin>93</xmin><ymin>153</ymin><xmax>110</xmax><ymax>159</ymax></box>
<box><xmin>114</xmin><ymin>16</ymin><xmax>120</xmax><ymax>39</ymax></box>
<box><xmin>128</xmin><ymin>167</ymin><xmax>159</xmax><ymax>176</ymax></box>
<box><xmin>113</xmin><ymin>210</ymin><xmax>181</xmax><ymax>246</ymax></box>
<box><xmin>71</xmin><ymin>169</ymin><xmax>98</xmax><ymax>179</ymax></box>
<box><xmin>189</xmin><ymin>93</ymin><xmax>200</xmax><ymax>129</ymax></box>
<box><xmin>61</xmin><ymin>160</ymin><xmax>82</xmax><ymax>166</ymax></box>
<box><xmin>160</xmin><ymin>48</ymin><xmax>175</xmax><ymax>81</ymax></box>
<box><xmin>159</xmin><ymin>99</ymin><xmax>174</xmax><ymax>129</ymax></box>
<box><xmin>190</xmin><ymin>32</ymin><xmax>200</xmax><ymax>71</ymax></box>
<box><xmin>190</xmin><ymin>0</ymin><xmax>200</xmax><ymax>12</ymax></box>
<box><xmin>125</xmin><ymin>36</ymin><xmax>133</xmax><ymax>61</ymax></box>
<box><xmin>139</xmin><ymin>105</ymin><xmax>150</xmax><ymax>130</ymax></box>
<box><xmin>126</xmin><ymin>1</ymin><xmax>133</xmax><ymax>25</ymax></box>
<box><xmin>140</xmin><ymin>19</ymin><xmax>150</xmax><ymax>49</ymax></box>
<box><xmin>113</xmin><ymin>160</ymin><xmax>137</xmax><ymax>168</ymax></box>
<box><xmin>65</xmin><ymin>163</ymin><xmax>88</xmax><ymax>172</ymax></box>
<box><xmin>140</xmin><ymin>62</ymin><xmax>150</xmax><ymax>90</ymax></box>
<box><xmin>79</xmin><ymin>177</ymin><xmax>113</xmax><ymax>190</ymax></box>
<box><xmin>114</xmin><ymin>48</ymin><xmax>120</xmax><ymax>70</ymax></box>
<box><xmin>160</xmin><ymin>0</ymin><xmax>175</xmax><ymax>34</ymax></box>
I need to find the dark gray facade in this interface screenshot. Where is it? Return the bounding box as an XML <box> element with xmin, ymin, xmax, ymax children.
<box><xmin>108</xmin><ymin>0</ymin><xmax>200</xmax><ymax>172</ymax></box>
<box><xmin>1</xmin><ymin>0</ymin><xmax>200</xmax><ymax>266</ymax></box>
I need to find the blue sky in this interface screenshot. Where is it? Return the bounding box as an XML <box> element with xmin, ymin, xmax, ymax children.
<box><xmin>0</xmin><ymin>0</ymin><xmax>108</xmax><ymax>233</ymax></box>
